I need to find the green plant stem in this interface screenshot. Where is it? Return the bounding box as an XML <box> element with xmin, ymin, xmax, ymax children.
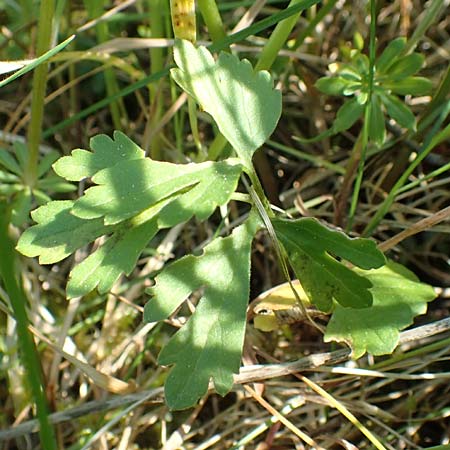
<box><xmin>207</xmin><ymin>133</ymin><xmax>228</xmax><ymax>161</ymax></box>
<box><xmin>187</xmin><ymin>96</ymin><xmax>203</xmax><ymax>154</ymax></box>
<box><xmin>208</xmin><ymin>0</ymin><xmax>320</xmax><ymax>54</ymax></box>
<box><xmin>255</xmin><ymin>0</ymin><xmax>306</xmax><ymax>71</ymax></box>
<box><xmin>145</xmin><ymin>0</ymin><xmax>166</xmax><ymax>158</ymax></box>
<box><xmin>398</xmin><ymin>159</ymin><xmax>450</xmax><ymax>194</ymax></box>
<box><xmin>244</xmin><ymin>171</ymin><xmax>304</xmax><ymax>324</ymax></box>
<box><xmin>419</xmin><ymin>63</ymin><xmax>450</xmax><ymax>131</ymax></box>
<box><xmin>268</xmin><ymin>139</ymin><xmax>346</xmax><ymax>174</ymax></box>
<box><xmin>335</xmin><ymin>133</ymin><xmax>362</xmax><ymax>228</ymax></box>
<box><xmin>170</xmin><ymin>76</ymin><xmax>184</xmax><ymax>155</ymax></box>
<box><xmin>197</xmin><ymin>0</ymin><xmax>226</xmax><ymax>43</ymax></box>
<box><xmin>347</xmin><ymin>0</ymin><xmax>377</xmax><ymax>231</ymax></box>
<box><xmin>25</xmin><ymin>0</ymin><xmax>55</xmax><ymax>188</ymax></box>
<box><xmin>372</xmin><ymin>336</ymin><xmax>450</xmax><ymax>371</ymax></box>
<box><xmin>403</xmin><ymin>0</ymin><xmax>446</xmax><ymax>54</ymax></box>
<box><xmin>247</xmin><ymin>167</ymin><xmax>274</xmax><ymax>218</ymax></box>
<box><xmin>0</xmin><ymin>202</ymin><xmax>57</xmax><ymax>450</ymax></box>
<box><xmin>363</xmin><ymin>120</ymin><xmax>450</xmax><ymax>236</ymax></box>
<box><xmin>87</xmin><ymin>0</ymin><xmax>126</xmax><ymax>131</ymax></box>
<box><xmin>149</xmin><ymin>0</ymin><xmax>165</xmax><ymax>70</ymax></box>
<box><xmin>292</xmin><ymin>0</ymin><xmax>338</xmax><ymax>50</ymax></box>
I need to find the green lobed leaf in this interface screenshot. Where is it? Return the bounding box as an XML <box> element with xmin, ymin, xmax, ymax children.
<box><xmin>324</xmin><ymin>260</ymin><xmax>437</xmax><ymax>358</ymax></box>
<box><xmin>376</xmin><ymin>37</ymin><xmax>407</xmax><ymax>74</ymax></box>
<box><xmin>380</xmin><ymin>92</ymin><xmax>416</xmax><ymax>130</ymax></box>
<box><xmin>16</xmin><ymin>201</ymin><xmax>111</xmax><ymax>264</ymax></box>
<box><xmin>273</xmin><ymin>218</ymin><xmax>386</xmax><ymax>311</ymax></box>
<box><xmin>18</xmin><ymin>132</ymin><xmax>244</xmax><ymax>300</ymax></box>
<box><xmin>53</xmin><ymin>131</ymin><xmax>145</xmax><ymax>181</ymax></box>
<box><xmin>144</xmin><ymin>213</ymin><xmax>261</xmax><ymax>410</ymax></box>
<box><xmin>71</xmin><ymin>158</ymin><xmax>242</xmax><ymax>225</ymax></box>
<box><xmin>156</xmin><ymin>160</ymin><xmax>243</xmax><ymax>228</ymax></box>
<box><xmin>170</xmin><ymin>39</ymin><xmax>281</xmax><ymax>169</ymax></box>
<box><xmin>66</xmin><ymin>218</ymin><xmax>158</xmax><ymax>299</ymax></box>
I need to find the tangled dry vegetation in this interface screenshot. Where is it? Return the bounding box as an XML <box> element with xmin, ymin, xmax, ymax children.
<box><xmin>1</xmin><ymin>1</ymin><xmax>449</xmax><ymax>449</ymax></box>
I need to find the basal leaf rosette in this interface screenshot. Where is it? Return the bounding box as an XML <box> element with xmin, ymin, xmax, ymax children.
<box><xmin>312</xmin><ymin>37</ymin><xmax>432</xmax><ymax>144</ymax></box>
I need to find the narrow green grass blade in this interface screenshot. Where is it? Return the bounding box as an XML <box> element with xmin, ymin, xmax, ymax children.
<box><xmin>43</xmin><ymin>1</ymin><xmax>321</xmax><ymax>138</ymax></box>
<box><xmin>0</xmin><ymin>202</ymin><xmax>57</xmax><ymax>449</ymax></box>
<box><xmin>0</xmin><ymin>34</ymin><xmax>75</xmax><ymax>88</ymax></box>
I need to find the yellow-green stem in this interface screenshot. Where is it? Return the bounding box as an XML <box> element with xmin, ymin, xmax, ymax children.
<box><xmin>146</xmin><ymin>0</ymin><xmax>166</xmax><ymax>158</ymax></box>
<box><xmin>255</xmin><ymin>0</ymin><xmax>304</xmax><ymax>72</ymax></box>
<box><xmin>88</xmin><ymin>0</ymin><xmax>126</xmax><ymax>130</ymax></box>
<box><xmin>0</xmin><ymin>203</ymin><xmax>57</xmax><ymax>449</ymax></box>
<box><xmin>197</xmin><ymin>0</ymin><xmax>226</xmax><ymax>43</ymax></box>
<box><xmin>25</xmin><ymin>0</ymin><xmax>55</xmax><ymax>188</ymax></box>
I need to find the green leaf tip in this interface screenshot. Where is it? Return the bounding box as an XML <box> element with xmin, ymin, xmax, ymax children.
<box><xmin>53</xmin><ymin>131</ymin><xmax>145</xmax><ymax>182</ymax></box>
<box><xmin>325</xmin><ymin>260</ymin><xmax>437</xmax><ymax>358</ymax></box>
<box><xmin>144</xmin><ymin>212</ymin><xmax>261</xmax><ymax>409</ymax></box>
<box><xmin>16</xmin><ymin>201</ymin><xmax>109</xmax><ymax>264</ymax></box>
<box><xmin>170</xmin><ymin>39</ymin><xmax>282</xmax><ymax>168</ymax></box>
<box><xmin>273</xmin><ymin>218</ymin><xmax>386</xmax><ymax>311</ymax></box>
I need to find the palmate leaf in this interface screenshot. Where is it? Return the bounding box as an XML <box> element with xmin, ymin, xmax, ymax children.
<box><xmin>273</xmin><ymin>218</ymin><xmax>386</xmax><ymax>311</ymax></box>
<box><xmin>17</xmin><ymin>133</ymin><xmax>244</xmax><ymax>298</ymax></box>
<box><xmin>170</xmin><ymin>40</ymin><xmax>282</xmax><ymax>169</ymax></box>
<box><xmin>144</xmin><ymin>213</ymin><xmax>261</xmax><ymax>410</ymax></box>
<box><xmin>325</xmin><ymin>261</ymin><xmax>437</xmax><ymax>358</ymax></box>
